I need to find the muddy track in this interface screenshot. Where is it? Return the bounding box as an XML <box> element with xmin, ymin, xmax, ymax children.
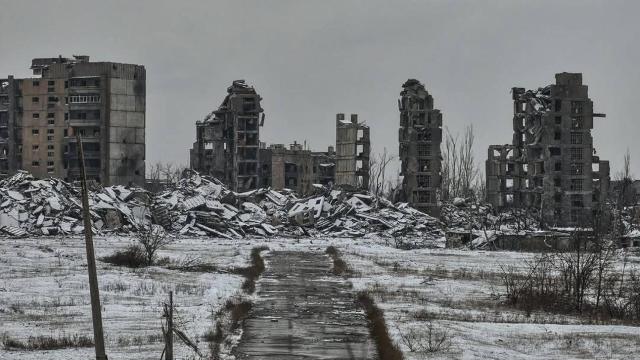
<box><xmin>235</xmin><ymin>251</ymin><xmax>375</xmax><ymax>359</ymax></box>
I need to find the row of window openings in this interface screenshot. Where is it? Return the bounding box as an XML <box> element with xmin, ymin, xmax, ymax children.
<box><xmin>548</xmin><ymin>147</ymin><xmax>584</xmax><ymax>160</ymax></box>
<box><xmin>552</xmin><ymin>100</ymin><xmax>584</xmax><ymax>114</ymax></box>
<box><xmin>505</xmin><ymin>174</ymin><xmax>584</xmax><ymax>189</ymax></box>
<box><xmin>32</xmin><ymin>79</ymin><xmax>101</xmax><ymax>88</ymax></box>
<box><xmin>32</xmin><ymin>159</ymin><xmax>101</xmax><ymax>170</ymax></box>
<box><xmin>32</xmin><ymin>128</ymin><xmax>100</xmax><ymax>137</ymax></box>
<box><xmin>32</xmin><ymin>111</ymin><xmax>100</xmax><ymax>121</ymax></box>
<box><xmin>31</xmin><ymin>95</ymin><xmax>101</xmax><ymax>104</ymax></box>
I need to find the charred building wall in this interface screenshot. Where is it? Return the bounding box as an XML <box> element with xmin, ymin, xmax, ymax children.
<box><xmin>335</xmin><ymin>113</ymin><xmax>369</xmax><ymax>189</ymax></box>
<box><xmin>398</xmin><ymin>79</ymin><xmax>442</xmax><ymax>217</ymax></box>
<box><xmin>1</xmin><ymin>56</ymin><xmax>146</xmax><ymax>186</ymax></box>
<box><xmin>190</xmin><ymin>80</ymin><xmax>264</xmax><ymax>192</ymax></box>
<box><xmin>486</xmin><ymin>73</ymin><xmax>610</xmax><ymax>227</ymax></box>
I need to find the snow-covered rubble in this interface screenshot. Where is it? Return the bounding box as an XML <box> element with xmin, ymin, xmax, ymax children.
<box><xmin>0</xmin><ymin>170</ymin><xmax>444</xmax><ymax>243</ymax></box>
<box><xmin>154</xmin><ymin>171</ymin><xmax>444</xmax><ymax>242</ymax></box>
<box><xmin>0</xmin><ymin>171</ymin><xmax>151</xmax><ymax>237</ymax></box>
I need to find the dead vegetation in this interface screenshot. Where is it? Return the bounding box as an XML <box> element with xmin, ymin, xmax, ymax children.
<box><xmin>499</xmin><ymin>235</ymin><xmax>640</xmax><ymax>323</ymax></box>
<box><xmin>231</xmin><ymin>246</ymin><xmax>268</xmax><ymax>293</ymax></box>
<box><xmin>395</xmin><ymin>321</ymin><xmax>451</xmax><ymax>355</ymax></box>
<box><xmin>2</xmin><ymin>334</ymin><xmax>93</xmax><ymax>351</ymax></box>
<box><xmin>206</xmin><ymin>246</ymin><xmax>267</xmax><ymax>359</ymax></box>
<box><xmin>356</xmin><ymin>291</ymin><xmax>404</xmax><ymax>360</ymax></box>
<box><xmin>325</xmin><ymin>246</ymin><xmax>348</xmax><ymax>275</ymax></box>
<box><xmin>101</xmin><ymin>244</ymin><xmax>147</xmax><ymax>268</ymax></box>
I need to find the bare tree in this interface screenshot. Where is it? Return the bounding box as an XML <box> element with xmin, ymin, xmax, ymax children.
<box><xmin>615</xmin><ymin>148</ymin><xmax>634</xmax><ymax>208</ymax></box>
<box><xmin>441</xmin><ymin>125</ymin><xmax>479</xmax><ymax>201</ymax></box>
<box><xmin>137</xmin><ymin>224</ymin><xmax>172</xmax><ymax>266</ymax></box>
<box><xmin>369</xmin><ymin>148</ymin><xmax>395</xmax><ymax>199</ymax></box>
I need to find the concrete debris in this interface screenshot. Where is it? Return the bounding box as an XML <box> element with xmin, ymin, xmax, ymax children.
<box><xmin>0</xmin><ymin>170</ymin><xmax>444</xmax><ymax>244</ymax></box>
<box><xmin>0</xmin><ymin>171</ymin><xmax>150</xmax><ymax>237</ymax></box>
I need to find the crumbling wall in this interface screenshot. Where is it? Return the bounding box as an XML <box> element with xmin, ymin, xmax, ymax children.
<box><xmin>398</xmin><ymin>79</ymin><xmax>442</xmax><ymax>217</ymax></box>
<box><xmin>190</xmin><ymin>80</ymin><xmax>264</xmax><ymax>192</ymax></box>
<box><xmin>486</xmin><ymin>73</ymin><xmax>610</xmax><ymax>227</ymax></box>
<box><xmin>335</xmin><ymin>113</ymin><xmax>369</xmax><ymax>189</ymax></box>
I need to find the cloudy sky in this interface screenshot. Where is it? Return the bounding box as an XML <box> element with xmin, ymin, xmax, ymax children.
<box><xmin>1</xmin><ymin>0</ymin><xmax>638</xmax><ymax>178</ymax></box>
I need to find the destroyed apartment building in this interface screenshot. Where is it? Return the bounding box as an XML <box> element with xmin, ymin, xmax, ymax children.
<box><xmin>190</xmin><ymin>80</ymin><xmax>265</xmax><ymax>192</ymax></box>
<box><xmin>191</xmin><ymin>81</ymin><xmax>348</xmax><ymax>196</ymax></box>
<box><xmin>259</xmin><ymin>142</ymin><xmax>336</xmax><ymax>194</ymax></box>
<box><xmin>486</xmin><ymin>73</ymin><xmax>610</xmax><ymax>227</ymax></box>
<box><xmin>1</xmin><ymin>55</ymin><xmax>146</xmax><ymax>186</ymax></box>
<box><xmin>398</xmin><ymin>79</ymin><xmax>443</xmax><ymax>217</ymax></box>
<box><xmin>335</xmin><ymin>113</ymin><xmax>370</xmax><ymax>189</ymax></box>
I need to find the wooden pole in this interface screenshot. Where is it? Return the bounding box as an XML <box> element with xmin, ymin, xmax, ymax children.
<box><xmin>166</xmin><ymin>291</ymin><xmax>174</xmax><ymax>360</ymax></box>
<box><xmin>76</xmin><ymin>133</ymin><xmax>108</xmax><ymax>360</ymax></box>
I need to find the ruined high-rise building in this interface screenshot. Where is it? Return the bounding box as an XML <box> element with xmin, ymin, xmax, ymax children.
<box><xmin>398</xmin><ymin>79</ymin><xmax>442</xmax><ymax>217</ymax></box>
<box><xmin>259</xmin><ymin>143</ymin><xmax>335</xmax><ymax>195</ymax></box>
<box><xmin>486</xmin><ymin>73</ymin><xmax>610</xmax><ymax>226</ymax></box>
<box><xmin>190</xmin><ymin>80</ymin><xmax>264</xmax><ymax>192</ymax></box>
<box><xmin>335</xmin><ymin>113</ymin><xmax>369</xmax><ymax>189</ymax></box>
<box><xmin>1</xmin><ymin>56</ymin><xmax>146</xmax><ymax>186</ymax></box>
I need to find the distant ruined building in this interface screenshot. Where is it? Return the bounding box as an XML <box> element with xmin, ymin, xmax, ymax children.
<box><xmin>190</xmin><ymin>80</ymin><xmax>264</xmax><ymax>192</ymax></box>
<box><xmin>190</xmin><ymin>81</ymin><xmax>338</xmax><ymax>194</ymax></box>
<box><xmin>398</xmin><ymin>79</ymin><xmax>443</xmax><ymax>217</ymax></box>
<box><xmin>335</xmin><ymin>113</ymin><xmax>370</xmax><ymax>189</ymax></box>
<box><xmin>486</xmin><ymin>73</ymin><xmax>610</xmax><ymax>227</ymax></box>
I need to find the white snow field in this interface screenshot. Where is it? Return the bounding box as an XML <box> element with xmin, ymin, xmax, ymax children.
<box><xmin>1</xmin><ymin>235</ymin><xmax>639</xmax><ymax>359</ymax></box>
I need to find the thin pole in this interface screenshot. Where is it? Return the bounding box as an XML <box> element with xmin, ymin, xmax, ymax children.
<box><xmin>76</xmin><ymin>133</ymin><xmax>108</xmax><ymax>360</ymax></box>
<box><xmin>166</xmin><ymin>291</ymin><xmax>174</xmax><ymax>360</ymax></box>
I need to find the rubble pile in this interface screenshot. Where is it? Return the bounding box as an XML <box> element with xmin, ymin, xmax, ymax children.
<box><xmin>0</xmin><ymin>171</ymin><xmax>445</xmax><ymax>242</ymax></box>
<box><xmin>0</xmin><ymin>171</ymin><xmax>150</xmax><ymax>237</ymax></box>
<box><xmin>153</xmin><ymin>172</ymin><xmax>444</xmax><ymax>241</ymax></box>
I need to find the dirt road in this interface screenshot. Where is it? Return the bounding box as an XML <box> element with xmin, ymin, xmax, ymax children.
<box><xmin>235</xmin><ymin>251</ymin><xmax>375</xmax><ymax>359</ymax></box>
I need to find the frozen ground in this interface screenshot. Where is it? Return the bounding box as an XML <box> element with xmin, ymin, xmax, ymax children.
<box><xmin>336</xmin><ymin>241</ymin><xmax>640</xmax><ymax>359</ymax></box>
<box><xmin>1</xmin><ymin>235</ymin><xmax>639</xmax><ymax>359</ymax></box>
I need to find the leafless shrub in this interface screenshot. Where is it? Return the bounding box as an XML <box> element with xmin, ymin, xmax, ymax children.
<box><xmin>101</xmin><ymin>244</ymin><xmax>146</xmax><ymax>268</ymax></box>
<box><xmin>3</xmin><ymin>334</ymin><xmax>93</xmax><ymax>350</ymax></box>
<box><xmin>325</xmin><ymin>246</ymin><xmax>348</xmax><ymax>275</ymax></box>
<box><xmin>396</xmin><ymin>323</ymin><xmax>451</xmax><ymax>354</ymax></box>
<box><xmin>136</xmin><ymin>224</ymin><xmax>172</xmax><ymax>266</ymax></box>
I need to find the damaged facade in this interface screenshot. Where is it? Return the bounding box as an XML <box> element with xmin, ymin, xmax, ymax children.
<box><xmin>190</xmin><ymin>80</ymin><xmax>264</xmax><ymax>192</ymax></box>
<box><xmin>398</xmin><ymin>79</ymin><xmax>443</xmax><ymax>217</ymax></box>
<box><xmin>259</xmin><ymin>142</ymin><xmax>336</xmax><ymax>195</ymax></box>
<box><xmin>1</xmin><ymin>56</ymin><xmax>146</xmax><ymax>186</ymax></box>
<box><xmin>335</xmin><ymin>113</ymin><xmax>370</xmax><ymax>189</ymax></box>
<box><xmin>486</xmin><ymin>73</ymin><xmax>610</xmax><ymax>227</ymax></box>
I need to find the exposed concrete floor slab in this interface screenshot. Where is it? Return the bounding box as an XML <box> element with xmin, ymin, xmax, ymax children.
<box><xmin>235</xmin><ymin>251</ymin><xmax>375</xmax><ymax>359</ymax></box>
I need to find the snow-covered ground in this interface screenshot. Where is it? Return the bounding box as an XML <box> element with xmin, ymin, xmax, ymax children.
<box><xmin>1</xmin><ymin>235</ymin><xmax>639</xmax><ymax>359</ymax></box>
<box><xmin>0</xmin><ymin>236</ymin><xmax>255</xmax><ymax>360</ymax></box>
<box><xmin>336</xmin><ymin>241</ymin><xmax>640</xmax><ymax>359</ymax></box>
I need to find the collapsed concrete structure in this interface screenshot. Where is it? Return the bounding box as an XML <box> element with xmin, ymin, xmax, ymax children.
<box><xmin>1</xmin><ymin>55</ymin><xmax>146</xmax><ymax>186</ymax></box>
<box><xmin>190</xmin><ymin>80</ymin><xmax>265</xmax><ymax>192</ymax></box>
<box><xmin>398</xmin><ymin>79</ymin><xmax>443</xmax><ymax>217</ymax></box>
<box><xmin>486</xmin><ymin>73</ymin><xmax>610</xmax><ymax>227</ymax></box>
<box><xmin>259</xmin><ymin>142</ymin><xmax>336</xmax><ymax>195</ymax></box>
<box><xmin>335</xmin><ymin>113</ymin><xmax>370</xmax><ymax>189</ymax></box>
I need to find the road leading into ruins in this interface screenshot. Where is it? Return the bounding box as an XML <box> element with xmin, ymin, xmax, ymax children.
<box><xmin>235</xmin><ymin>251</ymin><xmax>375</xmax><ymax>359</ymax></box>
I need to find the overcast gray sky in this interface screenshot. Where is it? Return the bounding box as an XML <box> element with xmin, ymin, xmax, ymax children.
<box><xmin>1</xmin><ymin>0</ymin><xmax>638</xmax><ymax>178</ymax></box>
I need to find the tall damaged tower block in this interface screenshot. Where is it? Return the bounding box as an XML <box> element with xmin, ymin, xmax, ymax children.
<box><xmin>486</xmin><ymin>73</ymin><xmax>610</xmax><ymax>227</ymax></box>
<box><xmin>190</xmin><ymin>80</ymin><xmax>264</xmax><ymax>192</ymax></box>
<box><xmin>335</xmin><ymin>113</ymin><xmax>370</xmax><ymax>189</ymax></box>
<box><xmin>399</xmin><ymin>79</ymin><xmax>443</xmax><ymax>217</ymax></box>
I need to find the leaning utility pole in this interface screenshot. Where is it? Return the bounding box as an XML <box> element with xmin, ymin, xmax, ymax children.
<box><xmin>166</xmin><ymin>291</ymin><xmax>174</xmax><ymax>360</ymax></box>
<box><xmin>76</xmin><ymin>134</ymin><xmax>108</xmax><ymax>360</ymax></box>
